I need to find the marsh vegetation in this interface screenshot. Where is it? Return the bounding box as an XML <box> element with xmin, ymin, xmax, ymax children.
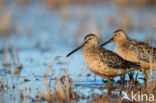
<box><xmin>0</xmin><ymin>0</ymin><xmax>156</xmax><ymax>102</ymax></box>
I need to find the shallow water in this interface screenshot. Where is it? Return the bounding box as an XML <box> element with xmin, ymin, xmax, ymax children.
<box><xmin>0</xmin><ymin>0</ymin><xmax>156</xmax><ymax>102</ymax></box>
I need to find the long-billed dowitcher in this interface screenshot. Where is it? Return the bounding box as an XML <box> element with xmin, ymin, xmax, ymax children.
<box><xmin>101</xmin><ymin>29</ymin><xmax>156</xmax><ymax>86</ymax></box>
<box><xmin>66</xmin><ymin>33</ymin><xmax>141</xmax><ymax>87</ymax></box>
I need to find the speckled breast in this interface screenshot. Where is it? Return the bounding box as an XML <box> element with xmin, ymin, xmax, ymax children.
<box><xmin>83</xmin><ymin>47</ymin><xmax>108</xmax><ymax>78</ymax></box>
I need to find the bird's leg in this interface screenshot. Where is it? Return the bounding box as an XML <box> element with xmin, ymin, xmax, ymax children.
<box><xmin>106</xmin><ymin>79</ymin><xmax>112</xmax><ymax>95</ymax></box>
<box><xmin>110</xmin><ymin>79</ymin><xmax>114</xmax><ymax>88</ymax></box>
<box><xmin>128</xmin><ymin>72</ymin><xmax>134</xmax><ymax>87</ymax></box>
<box><xmin>120</xmin><ymin>75</ymin><xmax>125</xmax><ymax>95</ymax></box>
<box><xmin>134</xmin><ymin>71</ymin><xmax>139</xmax><ymax>86</ymax></box>
<box><xmin>107</xmin><ymin>87</ymin><xmax>111</xmax><ymax>95</ymax></box>
<box><xmin>144</xmin><ymin>70</ymin><xmax>148</xmax><ymax>87</ymax></box>
<box><xmin>120</xmin><ymin>86</ymin><xmax>124</xmax><ymax>96</ymax></box>
<box><xmin>129</xmin><ymin>72</ymin><xmax>134</xmax><ymax>82</ymax></box>
<box><xmin>150</xmin><ymin>67</ymin><xmax>154</xmax><ymax>80</ymax></box>
<box><xmin>105</xmin><ymin>79</ymin><xmax>110</xmax><ymax>88</ymax></box>
<box><xmin>106</xmin><ymin>79</ymin><xmax>114</xmax><ymax>95</ymax></box>
<box><xmin>120</xmin><ymin>75</ymin><xmax>125</xmax><ymax>85</ymax></box>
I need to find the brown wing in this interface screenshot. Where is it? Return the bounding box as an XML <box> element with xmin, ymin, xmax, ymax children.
<box><xmin>125</xmin><ymin>39</ymin><xmax>156</xmax><ymax>62</ymax></box>
<box><xmin>97</xmin><ymin>47</ymin><xmax>141</xmax><ymax>69</ymax></box>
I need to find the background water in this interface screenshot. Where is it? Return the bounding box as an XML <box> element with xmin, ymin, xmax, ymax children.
<box><xmin>0</xmin><ymin>0</ymin><xmax>156</xmax><ymax>102</ymax></box>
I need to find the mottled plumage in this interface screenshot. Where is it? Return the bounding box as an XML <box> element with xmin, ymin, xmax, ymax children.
<box><xmin>105</xmin><ymin>29</ymin><xmax>156</xmax><ymax>71</ymax></box>
<box><xmin>101</xmin><ymin>29</ymin><xmax>156</xmax><ymax>86</ymax></box>
<box><xmin>123</xmin><ymin>38</ymin><xmax>156</xmax><ymax>63</ymax></box>
<box><xmin>67</xmin><ymin>33</ymin><xmax>140</xmax><ymax>80</ymax></box>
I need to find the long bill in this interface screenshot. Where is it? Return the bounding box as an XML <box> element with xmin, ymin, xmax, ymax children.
<box><xmin>100</xmin><ymin>38</ymin><xmax>113</xmax><ymax>47</ymax></box>
<box><xmin>66</xmin><ymin>42</ymin><xmax>86</xmax><ymax>57</ymax></box>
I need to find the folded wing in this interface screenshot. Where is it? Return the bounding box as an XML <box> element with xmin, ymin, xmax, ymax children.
<box><xmin>97</xmin><ymin>47</ymin><xmax>141</xmax><ymax>69</ymax></box>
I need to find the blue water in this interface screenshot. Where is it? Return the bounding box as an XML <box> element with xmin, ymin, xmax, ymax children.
<box><xmin>0</xmin><ymin>1</ymin><xmax>156</xmax><ymax>102</ymax></box>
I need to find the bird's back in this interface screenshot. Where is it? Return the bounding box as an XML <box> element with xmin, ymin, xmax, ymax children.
<box><xmin>123</xmin><ymin>38</ymin><xmax>156</xmax><ymax>63</ymax></box>
<box><xmin>97</xmin><ymin>46</ymin><xmax>140</xmax><ymax>70</ymax></box>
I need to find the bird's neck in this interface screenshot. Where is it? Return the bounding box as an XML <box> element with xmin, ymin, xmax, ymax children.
<box><xmin>116</xmin><ymin>37</ymin><xmax>130</xmax><ymax>45</ymax></box>
<box><xmin>86</xmin><ymin>42</ymin><xmax>99</xmax><ymax>47</ymax></box>
<box><xmin>85</xmin><ymin>44</ymin><xmax>98</xmax><ymax>50</ymax></box>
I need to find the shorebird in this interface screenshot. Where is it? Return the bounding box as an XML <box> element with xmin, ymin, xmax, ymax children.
<box><xmin>101</xmin><ymin>29</ymin><xmax>156</xmax><ymax>86</ymax></box>
<box><xmin>66</xmin><ymin>33</ymin><xmax>141</xmax><ymax>87</ymax></box>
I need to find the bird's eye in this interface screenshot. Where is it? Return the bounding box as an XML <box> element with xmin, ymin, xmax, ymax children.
<box><xmin>114</xmin><ymin>33</ymin><xmax>118</xmax><ymax>37</ymax></box>
<box><xmin>88</xmin><ymin>37</ymin><xmax>92</xmax><ymax>40</ymax></box>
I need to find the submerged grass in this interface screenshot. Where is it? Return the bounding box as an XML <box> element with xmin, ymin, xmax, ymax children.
<box><xmin>39</xmin><ymin>74</ymin><xmax>79</xmax><ymax>102</ymax></box>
